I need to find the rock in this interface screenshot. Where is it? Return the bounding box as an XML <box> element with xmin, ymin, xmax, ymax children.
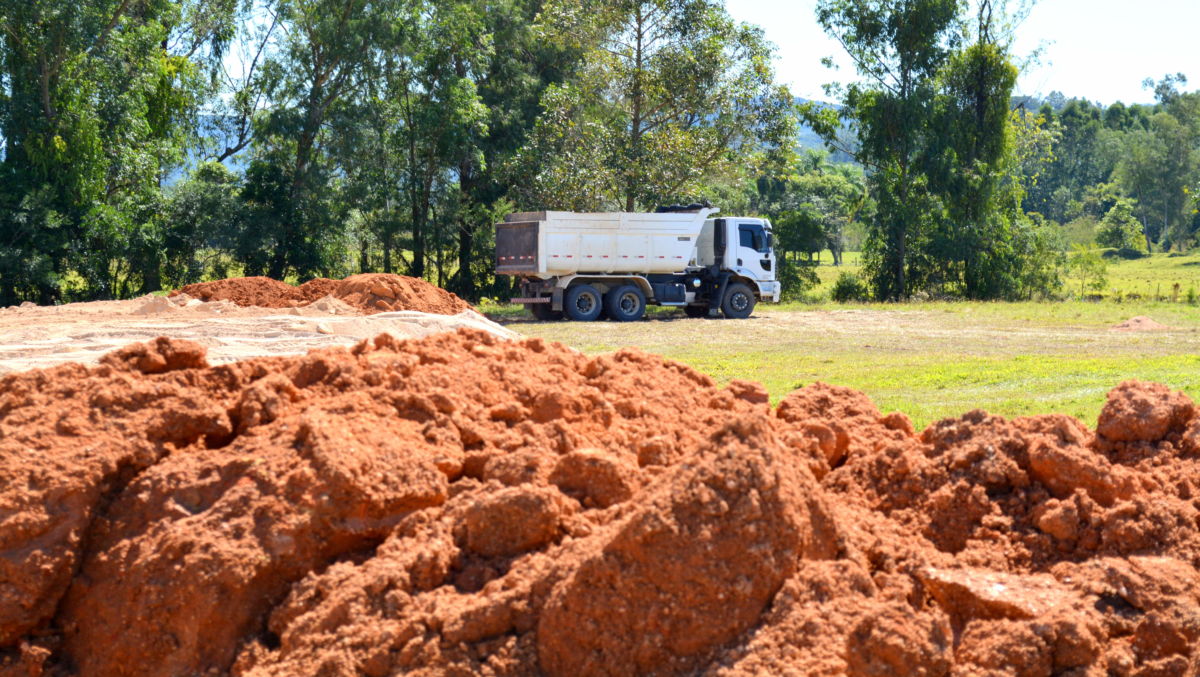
<box><xmin>921</xmin><ymin>567</ymin><xmax>1078</xmax><ymax>621</ymax></box>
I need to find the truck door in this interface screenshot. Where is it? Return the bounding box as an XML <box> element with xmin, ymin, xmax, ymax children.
<box><xmin>735</xmin><ymin>221</ymin><xmax>774</xmax><ymax>282</ymax></box>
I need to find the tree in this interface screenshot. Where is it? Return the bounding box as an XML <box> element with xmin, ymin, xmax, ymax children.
<box><xmin>514</xmin><ymin>0</ymin><xmax>793</xmax><ymax>212</ymax></box>
<box><xmin>162</xmin><ymin>162</ymin><xmax>245</xmax><ymax>286</ymax></box>
<box><xmin>234</xmin><ymin>0</ymin><xmax>423</xmax><ymax>281</ymax></box>
<box><xmin>924</xmin><ymin>40</ymin><xmax>1020</xmax><ymax>298</ymax></box>
<box><xmin>756</xmin><ymin>151</ymin><xmax>867</xmax><ymax>265</ymax></box>
<box><xmin>810</xmin><ymin>0</ymin><xmax>960</xmax><ymax>300</ymax></box>
<box><xmin>1067</xmin><ymin>244</ymin><xmax>1106</xmax><ymax>297</ymax></box>
<box><xmin>0</xmin><ymin>0</ymin><xmax>237</xmax><ymax>302</ymax></box>
<box><xmin>1095</xmin><ymin>198</ymin><xmax>1146</xmax><ymax>252</ymax></box>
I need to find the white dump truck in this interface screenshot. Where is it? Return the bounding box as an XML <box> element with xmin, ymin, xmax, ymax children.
<box><xmin>495</xmin><ymin>206</ymin><xmax>780</xmax><ymax>321</ymax></box>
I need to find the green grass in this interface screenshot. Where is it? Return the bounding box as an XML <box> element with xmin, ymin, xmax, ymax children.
<box><xmin>487</xmin><ymin>251</ymin><xmax>1200</xmax><ymax>429</ymax></box>
<box><xmin>1104</xmin><ymin>251</ymin><xmax>1200</xmax><ymax>300</ymax></box>
<box><xmin>497</xmin><ymin>297</ymin><xmax>1200</xmax><ymax>431</ymax></box>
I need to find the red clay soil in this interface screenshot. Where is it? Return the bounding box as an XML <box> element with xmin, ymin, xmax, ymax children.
<box><xmin>171</xmin><ymin>273</ymin><xmax>474</xmax><ymax>315</ymax></box>
<box><xmin>2</xmin><ymin>331</ymin><xmax>1200</xmax><ymax>676</ymax></box>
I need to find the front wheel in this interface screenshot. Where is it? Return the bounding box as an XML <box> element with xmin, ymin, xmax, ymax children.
<box><xmin>564</xmin><ymin>284</ymin><xmax>603</xmax><ymax>321</ymax></box>
<box><xmin>604</xmin><ymin>284</ymin><xmax>646</xmax><ymax>322</ymax></box>
<box><xmin>721</xmin><ymin>283</ymin><xmax>756</xmax><ymax>319</ymax></box>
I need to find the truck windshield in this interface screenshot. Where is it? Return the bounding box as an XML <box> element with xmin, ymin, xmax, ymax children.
<box><xmin>738</xmin><ymin>223</ymin><xmax>770</xmax><ymax>254</ymax></box>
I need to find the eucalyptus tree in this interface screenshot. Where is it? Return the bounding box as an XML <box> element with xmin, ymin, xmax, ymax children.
<box><xmin>515</xmin><ymin>0</ymin><xmax>793</xmax><ymax>212</ymax></box>
<box><xmin>809</xmin><ymin>0</ymin><xmax>961</xmax><ymax>300</ymax></box>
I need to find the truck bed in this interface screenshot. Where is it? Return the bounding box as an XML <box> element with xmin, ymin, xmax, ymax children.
<box><xmin>496</xmin><ymin>209</ymin><xmax>717</xmax><ymax>277</ymax></box>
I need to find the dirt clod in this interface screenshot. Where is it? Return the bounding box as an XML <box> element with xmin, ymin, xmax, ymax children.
<box><xmin>3</xmin><ymin>335</ymin><xmax>1200</xmax><ymax>676</ymax></box>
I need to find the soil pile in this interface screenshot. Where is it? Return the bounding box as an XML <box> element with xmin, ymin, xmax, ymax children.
<box><xmin>3</xmin><ymin>331</ymin><xmax>1200</xmax><ymax>676</ymax></box>
<box><xmin>1111</xmin><ymin>315</ymin><xmax>1171</xmax><ymax>331</ymax></box>
<box><xmin>171</xmin><ymin>273</ymin><xmax>473</xmax><ymax>315</ymax></box>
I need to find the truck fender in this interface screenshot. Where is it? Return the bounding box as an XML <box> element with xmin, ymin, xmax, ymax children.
<box><xmin>555</xmin><ymin>274</ymin><xmax>653</xmax><ymax>299</ymax></box>
<box><xmin>729</xmin><ymin>269</ymin><xmax>763</xmax><ymax>294</ymax></box>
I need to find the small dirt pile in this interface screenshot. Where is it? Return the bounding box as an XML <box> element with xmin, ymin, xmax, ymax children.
<box><xmin>1112</xmin><ymin>316</ymin><xmax>1171</xmax><ymax>332</ymax></box>
<box><xmin>2</xmin><ymin>332</ymin><xmax>1200</xmax><ymax>676</ymax></box>
<box><xmin>171</xmin><ymin>273</ymin><xmax>473</xmax><ymax>315</ymax></box>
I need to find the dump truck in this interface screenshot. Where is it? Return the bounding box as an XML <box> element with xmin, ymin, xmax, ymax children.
<box><xmin>495</xmin><ymin>206</ymin><xmax>780</xmax><ymax>321</ymax></box>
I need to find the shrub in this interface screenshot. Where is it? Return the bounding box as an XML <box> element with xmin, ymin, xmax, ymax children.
<box><xmin>777</xmin><ymin>258</ymin><xmax>820</xmax><ymax>302</ymax></box>
<box><xmin>831</xmin><ymin>271</ymin><xmax>870</xmax><ymax>302</ymax></box>
<box><xmin>1095</xmin><ymin>199</ymin><xmax>1147</xmax><ymax>253</ymax></box>
<box><xmin>1101</xmin><ymin>247</ymin><xmax>1147</xmax><ymax>260</ymax></box>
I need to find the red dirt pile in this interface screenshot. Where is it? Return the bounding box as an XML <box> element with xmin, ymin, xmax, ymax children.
<box><xmin>171</xmin><ymin>273</ymin><xmax>473</xmax><ymax>315</ymax></box>
<box><xmin>1111</xmin><ymin>316</ymin><xmax>1171</xmax><ymax>332</ymax></box>
<box><xmin>2</xmin><ymin>331</ymin><xmax>1200</xmax><ymax>676</ymax></box>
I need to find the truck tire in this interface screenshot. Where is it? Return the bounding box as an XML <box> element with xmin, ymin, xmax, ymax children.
<box><xmin>604</xmin><ymin>285</ymin><xmax>646</xmax><ymax>322</ymax></box>
<box><xmin>683</xmin><ymin>304</ymin><xmax>709</xmax><ymax>318</ymax></box>
<box><xmin>527</xmin><ymin>303</ymin><xmax>563</xmax><ymax>321</ymax></box>
<box><xmin>564</xmin><ymin>284</ymin><xmax>603</xmax><ymax>321</ymax></box>
<box><xmin>721</xmin><ymin>283</ymin><xmax>756</xmax><ymax>319</ymax></box>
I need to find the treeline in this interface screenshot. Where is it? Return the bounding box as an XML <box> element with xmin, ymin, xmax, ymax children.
<box><xmin>1</xmin><ymin>0</ymin><xmax>1197</xmax><ymax>306</ymax></box>
<box><xmin>1025</xmin><ymin>80</ymin><xmax>1200</xmax><ymax>254</ymax></box>
<box><xmin>0</xmin><ymin>0</ymin><xmax>792</xmax><ymax>304</ymax></box>
<box><xmin>804</xmin><ymin>0</ymin><xmax>1200</xmax><ymax>301</ymax></box>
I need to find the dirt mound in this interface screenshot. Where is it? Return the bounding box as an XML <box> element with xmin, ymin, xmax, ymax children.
<box><xmin>1111</xmin><ymin>315</ymin><xmax>1171</xmax><ymax>331</ymax></box>
<box><xmin>171</xmin><ymin>274</ymin><xmax>473</xmax><ymax>315</ymax></box>
<box><xmin>334</xmin><ymin>273</ymin><xmax>474</xmax><ymax>315</ymax></box>
<box><xmin>2</xmin><ymin>330</ymin><xmax>1200</xmax><ymax>675</ymax></box>
<box><xmin>173</xmin><ymin>276</ymin><xmax>304</xmax><ymax>308</ymax></box>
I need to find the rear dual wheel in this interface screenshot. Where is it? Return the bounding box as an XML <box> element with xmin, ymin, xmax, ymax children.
<box><xmin>564</xmin><ymin>284</ymin><xmax>603</xmax><ymax>321</ymax></box>
<box><xmin>563</xmin><ymin>284</ymin><xmax>646</xmax><ymax>322</ymax></box>
<box><xmin>604</xmin><ymin>285</ymin><xmax>646</xmax><ymax>322</ymax></box>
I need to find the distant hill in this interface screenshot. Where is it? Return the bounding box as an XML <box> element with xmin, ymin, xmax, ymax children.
<box><xmin>795</xmin><ymin>98</ymin><xmax>856</xmax><ymax>164</ymax></box>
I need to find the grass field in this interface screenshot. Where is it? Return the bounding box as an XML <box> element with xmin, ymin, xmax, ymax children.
<box><xmin>492</xmin><ymin>252</ymin><xmax>1200</xmax><ymax>430</ymax></box>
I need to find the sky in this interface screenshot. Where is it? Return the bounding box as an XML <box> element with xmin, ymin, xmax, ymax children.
<box><xmin>725</xmin><ymin>0</ymin><xmax>1200</xmax><ymax>106</ymax></box>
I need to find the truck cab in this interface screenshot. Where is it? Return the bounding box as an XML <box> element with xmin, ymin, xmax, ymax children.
<box><xmin>702</xmin><ymin>217</ymin><xmax>780</xmax><ymax>304</ymax></box>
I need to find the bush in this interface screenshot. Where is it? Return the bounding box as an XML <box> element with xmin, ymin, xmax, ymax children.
<box><xmin>1101</xmin><ymin>247</ymin><xmax>1148</xmax><ymax>260</ymax></box>
<box><xmin>777</xmin><ymin>257</ymin><xmax>820</xmax><ymax>301</ymax></box>
<box><xmin>831</xmin><ymin>271</ymin><xmax>870</xmax><ymax>302</ymax></box>
<box><xmin>1096</xmin><ymin>199</ymin><xmax>1147</xmax><ymax>253</ymax></box>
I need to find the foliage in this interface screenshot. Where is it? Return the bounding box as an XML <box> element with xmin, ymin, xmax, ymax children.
<box><xmin>776</xmin><ymin>258</ymin><xmax>820</xmax><ymax>301</ymax></box>
<box><xmin>2</xmin><ymin>0</ymin><xmax>1199</xmax><ymax>306</ymax></box>
<box><xmin>756</xmin><ymin>151</ymin><xmax>868</xmax><ymax>265</ymax></box>
<box><xmin>0</xmin><ymin>0</ymin><xmax>236</xmax><ymax>303</ymax></box>
<box><xmin>1095</xmin><ymin>198</ymin><xmax>1148</xmax><ymax>252</ymax></box>
<box><xmin>1067</xmin><ymin>245</ymin><xmax>1107</xmax><ymax>296</ymax></box>
<box><xmin>811</xmin><ymin>0</ymin><xmax>1062</xmax><ymax>301</ymax></box>
<box><xmin>511</xmin><ymin>0</ymin><xmax>794</xmax><ymax>212</ymax></box>
<box><xmin>830</xmin><ymin>271</ymin><xmax>870</xmax><ymax>302</ymax></box>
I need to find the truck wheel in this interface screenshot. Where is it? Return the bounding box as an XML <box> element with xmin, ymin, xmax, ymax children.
<box><xmin>683</xmin><ymin>304</ymin><xmax>709</xmax><ymax>318</ymax></box>
<box><xmin>604</xmin><ymin>285</ymin><xmax>646</xmax><ymax>322</ymax></box>
<box><xmin>564</xmin><ymin>284</ymin><xmax>603</xmax><ymax>321</ymax></box>
<box><xmin>721</xmin><ymin>283</ymin><xmax>756</xmax><ymax>319</ymax></box>
<box><xmin>527</xmin><ymin>303</ymin><xmax>563</xmax><ymax>321</ymax></box>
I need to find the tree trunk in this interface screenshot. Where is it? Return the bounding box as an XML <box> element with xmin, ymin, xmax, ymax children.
<box><xmin>625</xmin><ymin>4</ymin><xmax>646</xmax><ymax>213</ymax></box>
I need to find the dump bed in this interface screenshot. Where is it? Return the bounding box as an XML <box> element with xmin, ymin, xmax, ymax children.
<box><xmin>496</xmin><ymin>209</ymin><xmax>717</xmax><ymax>276</ymax></box>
